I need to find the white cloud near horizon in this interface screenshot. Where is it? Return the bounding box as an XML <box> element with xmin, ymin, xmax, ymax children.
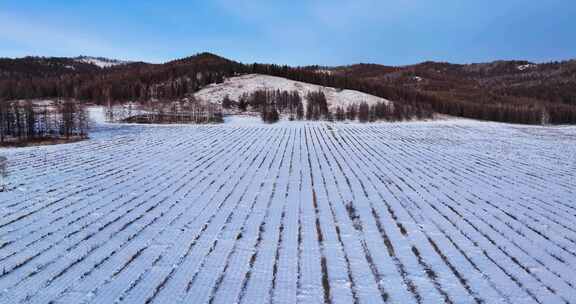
<box><xmin>0</xmin><ymin>12</ymin><xmax>145</xmax><ymax>61</ymax></box>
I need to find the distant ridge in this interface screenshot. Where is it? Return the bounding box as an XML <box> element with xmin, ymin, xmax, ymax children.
<box><xmin>0</xmin><ymin>52</ymin><xmax>575</xmax><ymax>124</ymax></box>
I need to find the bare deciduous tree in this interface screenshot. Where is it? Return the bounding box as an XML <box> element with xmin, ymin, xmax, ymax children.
<box><xmin>0</xmin><ymin>156</ymin><xmax>7</xmax><ymax>192</ymax></box>
<box><xmin>0</xmin><ymin>100</ymin><xmax>89</xmax><ymax>145</ymax></box>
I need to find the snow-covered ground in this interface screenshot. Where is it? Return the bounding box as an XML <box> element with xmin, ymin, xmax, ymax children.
<box><xmin>87</xmin><ymin>106</ymin><xmax>108</xmax><ymax>124</ymax></box>
<box><xmin>75</xmin><ymin>56</ymin><xmax>130</xmax><ymax>68</ymax></box>
<box><xmin>194</xmin><ymin>74</ymin><xmax>391</xmax><ymax>111</ymax></box>
<box><xmin>517</xmin><ymin>64</ymin><xmax>536</xmax><ymax>71</ymax></box>
<box><xmin>0</xmin><ymin>119</ymin><xmax>575</xmax><ymax>303</ymax></box>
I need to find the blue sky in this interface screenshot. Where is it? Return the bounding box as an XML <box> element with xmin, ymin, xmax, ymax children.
<box><xmin>0</xmin><ymin>0</ymin><xmax>574</xmax><ymax>66</ymax></box>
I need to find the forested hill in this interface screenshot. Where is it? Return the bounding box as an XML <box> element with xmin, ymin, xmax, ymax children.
<box><xmin>330</xmin><ymin>60</ymin><xmax>576</xmax><ymax>108</ymax></box>
<box><xmin>1</xmin><ymin>52</ymin><xmax>575</xmax><ymax>124</ymax></box>
<box><xmin>327</xmin><ymin>60</ymin><xmax>576</xmax><ymax>123</ymax></box>
<box><xmin>0</xmin><ymin>53</ymin><xmax>244</xmax><ymax>102</ymax></box>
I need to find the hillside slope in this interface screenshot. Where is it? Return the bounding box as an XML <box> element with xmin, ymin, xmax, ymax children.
<box><xmin>194</xmin><ymin>74</ymin><xmax>390</xmax><ymax>110</ymax></box>
<box><xmin>75</xmin><ymin>56</ymin><xmax>131</xmax><ymax>68</ymax></box>
<box><xmin>1</xmin><ymin>53</ymin><xmax>575</xmax><ymax>124</ymax></box>
<box><xmin>331</xmin><ymin>60</ymin><xmax>576</xmax><ymax>107</ymax></box>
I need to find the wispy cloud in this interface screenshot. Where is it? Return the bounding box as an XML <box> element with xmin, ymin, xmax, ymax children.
<box><xmin>1</xmin><ymin>1</ymin><xmax>573</xmax><ymax>65</ymax></box>
<box><xmin>309</xmin><ymin>0</ymin><xmax>421</xmax><ymax>30</ymax></box>
<box><xmin>0</xmin><ymin>12</ymin><xmax>135</xmax><ymax>59</ymax></box>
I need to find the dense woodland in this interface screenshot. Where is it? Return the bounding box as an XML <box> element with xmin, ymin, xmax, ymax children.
<box><xmin>0</xmin><ymin>100</ymin><xmax>89</xmax><ymax>145</ymax></box>
<box><xmin>0</xmin><ymin>53</ymin><xmax>575</xmax><ymax>125</ymax></box>
<box><xmin>329</xmin><ymin>60</ymin><xmax>576</xmax><ymax>124</ymax></box>
<box><xmin>250</xmin><ymin>63</ymin><xmax>576</xmax><ymax>124</ymax></box>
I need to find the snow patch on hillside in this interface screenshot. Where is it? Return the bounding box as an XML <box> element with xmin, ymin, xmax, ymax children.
<box><xmin>194</xmin><ymin>74</ymin><xmax>391</xmax><ymax>110</ymax></box>
<box><xmin>75</xmin><ymin>56</ymin><xmax>129</xmax><ymax>68</ymax></box>
<box><xmin>315</xmin><ymin>69</ymin><xmax>333</xmax><ymax>75</ymax></box>
<box><xmin>517</xmin><ymin>64</ymin><xmax>536</xmax><ymax>71</ymax></box>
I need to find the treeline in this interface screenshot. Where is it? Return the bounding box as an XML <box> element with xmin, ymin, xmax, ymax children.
<box><xmin>0</xmin><ymin>56</ymin><xmax>436</xmax><ymax>124</ymax></box>
<box><xmin>248</xmin><ymin>63</ymin><xmax>576</xmax><ymax>124</ymax></box>
<box><xmin>333</xmin><ymin>102</ymin><xmax>432</xmax><ymax>123</ymax></box>
<box><xmin>428</xmin><ymin>97</ymin><xmax>576</xmax><ymax>124</ymax></box>
<box><xmin>496</xmin><ymin>82</ymin><xmax>576</xmax><ymax>107</ymax></box>
<box><xmin>0</xmin><ymin>68</ymin><xmax>234</xmax><ymax>104</ymax></box>
<box><xmin>222</xmin><ymin>89</ymin><xmax>432</xmax><ymax>123</ymax></box>
<box><xmin>0</xmin><ymin>53</ymin><xmax>245</xmax><ymax>104</ymax></box>
<box><xmin>1</xmin><ymin>53</ymin><xmax>575</xmax><ymax>125</ymax></box>
<box><xmin>0</xmin><ymin>100</ymin><xmax>89</xmax><ymax>145</ymax></box>
<box><xmin>224</xmin><ymin>89</ymin><xmax>305</xmax><ymax>122</ymax></box>
<box><xmin>546</xmin><ymin>104</ymin><xmax>576</xmax><ymax>124</ymax></box>
<box><xmin>105</xmin><ymin>99</ymin><xmax>223</xmax><ymax>124</ymax></box>
<box><xmin>337</xmin><ymin>60</ymin><xmax>576</xmax><ymax>124</ymax></box>
<box><xmin>239</xmin><ymin>90</ymin><xmax>303</xmax><ymax>116</ymax></box>
<box><xmin>250</xmin><ymin>64</ymin><xmax>432</xmax><ymax>110</ymax></box>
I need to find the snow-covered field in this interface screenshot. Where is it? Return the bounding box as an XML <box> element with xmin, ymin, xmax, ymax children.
<box><xmin>194</xmin><ymin>74</ymin><xmax>390</xmax><ymax>110</ymax></box>
<box><xmin>0</xmin><ymin>119</ymin><xmax>575</xmax><ymax>303</ymax></box>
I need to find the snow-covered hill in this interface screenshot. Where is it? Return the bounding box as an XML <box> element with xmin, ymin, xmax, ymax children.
<box><xmin>75</xmin><ymin>56</ymin><xmax>130</xmax><ymax>68</ymax></box>
<box><xmin>194</xmin><ymin>74</ymin><xmax>391</xmax><ymax>110</ymax></box>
